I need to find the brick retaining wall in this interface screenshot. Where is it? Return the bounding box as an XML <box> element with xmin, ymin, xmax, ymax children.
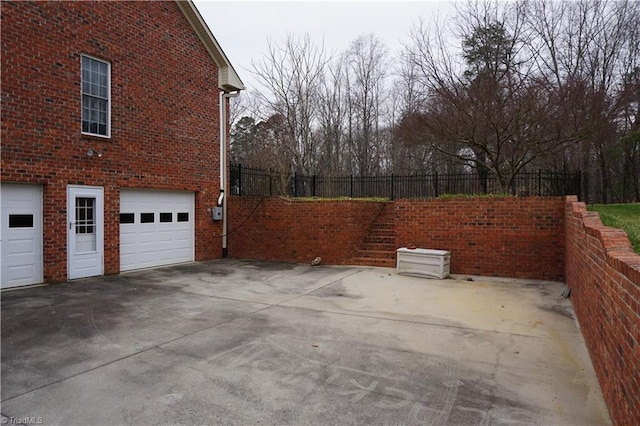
<box><xmin>227</xmin><ymin>197</ymin><xmax>385</xmax><ymax>265</ymax></box>
<box><xmin>565</xmin><ymin>196</ymin><xmax>640</xmax><ymax>425</ymax></box>
<box><xmin>393</xmin><ymin>197</ymin><xmax>565</xmax><ymax>280</ymax></box>
<box><xmin>228</xmin><ymin>196</ymin><xmax>565</xmax><ymax>280</ymax></box>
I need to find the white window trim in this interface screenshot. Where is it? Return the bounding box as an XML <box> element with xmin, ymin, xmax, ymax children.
<box><xmin>81</xmin><ymin>54</ymin><xmax>111</xmax><ymax>138</ymax></box>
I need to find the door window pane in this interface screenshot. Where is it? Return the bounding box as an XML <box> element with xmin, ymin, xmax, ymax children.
<box><xmin>76</xmin><ymin>198</ymin><xmax>95</xmax><ymax>234</ymax></box>
<box><xmin>75</xmin><ymin>197</ymin><xmax>96</xmax><ymax>252</ymax></box>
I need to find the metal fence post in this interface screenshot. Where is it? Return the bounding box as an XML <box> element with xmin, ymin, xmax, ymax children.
<box><xmin>349</xmin><ymin>175</ymin><xmax>353</xmax><ymax>198</ymax></box>
<box><xmin>238</xmin><ymin>163</ymin><xmax>243</xmax><ymax>196</ymax></box>
<box><xmin>577</xmin><ymin>172</ymin><xmax>582</xmax><ymax>201</ymax></box>
<box><xmin>390</xmin><ymin>174</ymin><xmax>395</xmax><ymax>200</ymax></box>
<box><xmin>293</xmin><ymin>173</ymin><xmax>298</xmax><ymax>197</ymax></box>
<box><xmin>312</xmin><ymin>175</ymin><xmax>316</xmax><ymax>197</ymax></box>
<box><xmin>434</xmin><ymin>172</ymin><xmax>439</xmax><ymax>197</ymax></box>
<box><xmin>538</xmin><ymin>169</ymin><xmax>542</xmax><ymax>196</ymax></box>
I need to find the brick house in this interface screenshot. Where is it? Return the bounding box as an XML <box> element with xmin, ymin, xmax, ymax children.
<box><xmin>1</xmin><ymin>1</ymin><xmax>243</xmax><ymax>287</ymax></box>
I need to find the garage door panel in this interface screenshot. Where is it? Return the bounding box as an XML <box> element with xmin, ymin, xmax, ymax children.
<box><xmin>6</xmin><ymin>188</ymin><xmax>38</xmax><ymax>203</ymax></box>
<box><xmin>119</xmin><ymin>190</ymin><xmax>194</xmax><ymax>272</ymax></box>
<box><xmin>137</xmin><ymin>240</ymin><xmax>160</xmax><ymax>252</ymax></box>
<box><xmin>120</xmin><ymin>254</ymin><xmax>137</xmax><ymax>265</ymax></box>
<box><xmin>157</xmin><ymin>250</ymin><xmax>178</xmax><ymax>261</ymax></box>
<box><xmin>157</xmin><ymin>230</ymin><xmax>174</xmax><ymax>243</ymax></box>
<box><xmin>5</xmin><ymin>265</ymin><xmax>36</xmax><ymax>282</ymax></box>
<box><xmin>6</xmin><ymin>237</ymin><xmax>36</xmax><ymax>255</ymax></box>
<box><xmin>138</xmin><ymin>231</ymin><xmax>157</xmax><ymax>243</ymax></box>
<box><xmin>174</xmin><ymin>231</ymin><xmax>191</xmax><ymax>242</ymax></box>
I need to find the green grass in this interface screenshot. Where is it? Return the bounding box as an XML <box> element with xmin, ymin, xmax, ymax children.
<box><xmin>587</xmin><ymin>203</ymin><xmax>640</xmax><ymax>254</ymax></box>
<box><xmin>438</xmin><ymin>192</ymin><xmax>513</xmax><ymax>199</ymax></box>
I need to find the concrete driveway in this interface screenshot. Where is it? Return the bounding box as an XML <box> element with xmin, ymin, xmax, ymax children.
<box><xmin>1</xmin><ymin>260</ymin><xmax>610</xmax><ymax>425</ymax></box>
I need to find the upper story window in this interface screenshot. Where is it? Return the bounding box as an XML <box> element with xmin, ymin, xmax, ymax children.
<box><xmin>81</xmin><ymin>55</ymin><xmax>110</xmax><ymax>137</ymax></box>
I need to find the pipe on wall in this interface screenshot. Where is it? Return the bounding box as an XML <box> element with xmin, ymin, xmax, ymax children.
<box><xmin>219</xmin><ymin>90</ymin><xmax>240</xmax><ymax>257</ymax></box>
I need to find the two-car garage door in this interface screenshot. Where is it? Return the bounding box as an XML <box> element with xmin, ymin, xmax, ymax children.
<box><xmin>120</xmin><ymin>189</ymin><xmax>194</xmax><ymax>272</ymax></box>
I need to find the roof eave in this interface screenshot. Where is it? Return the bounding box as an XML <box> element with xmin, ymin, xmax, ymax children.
<box><xmin>175</xmin><ymin>0</ymin><xmax>245</xmax><ymax>92</ymax></box>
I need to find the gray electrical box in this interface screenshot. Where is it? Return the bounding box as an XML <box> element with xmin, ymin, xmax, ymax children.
<box><xmin>213</xmin><ymin>207</ymin><xmax>223</xmax><ymax>221</ymax></box>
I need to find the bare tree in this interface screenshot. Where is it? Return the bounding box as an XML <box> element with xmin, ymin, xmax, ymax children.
<box><xmin>526</xmin><ymin>0</ymin><xmax>640</xmax><ymax>202</ymax></box>
<box><xmin>229</xmin><ymin>90</ymin><xmax>263</xmax><ymax>127</ymax></box>
<box><xmin>250</xmin><ymin>34</ymin><xmax>330</xmax><ymax>175</ymax></box>
<box><xmin>316</xmin><ymin>58</ymin><xmax>347</xmax><ymax>175</ymax></box>
<box><xmin>343</xmin><ymin>34</ymin><xmax>390</xmax><ymax>175</ymax></box>
<box><xmin>398</xmin><ymin>1</ymin><xmax>640</xmax><ymax>195</ymax></box>
<box><xmin>232</xmin><ymin>0</ymin><xmax>638</xmax><ymax>202</ymax></box>
<box><xmin>402</xmin><ymin>5</ymin><xmax>575</xmax><ymax>192</ymax></box>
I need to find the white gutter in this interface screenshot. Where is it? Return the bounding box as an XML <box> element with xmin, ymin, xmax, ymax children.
<box><xmin>174</xmin><ymin>2</ymin><xmax>244</xmax><ymax>256</ymax></box>
<box><xmin>219</xmin><ymin>90</ymin><xmax>240</xmax><ymax>257</ymax></box>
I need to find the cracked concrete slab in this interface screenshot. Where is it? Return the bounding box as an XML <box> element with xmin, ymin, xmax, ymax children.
<box><xmin>1</xmin><ymin>260</ymin><xmax>610</xmax><ymax>425</ymax></box>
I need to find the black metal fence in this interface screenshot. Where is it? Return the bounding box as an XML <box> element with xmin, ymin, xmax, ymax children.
<box><xmin>230</xmin><ymin>164</ymin><xmax>581</xmax><ymax>200</ymax></box>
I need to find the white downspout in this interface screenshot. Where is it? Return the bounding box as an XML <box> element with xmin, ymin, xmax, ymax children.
<box><xmin>219</xmin><ymin>90</ymin><xmax>239</xmax><ymax>257</ymax></box>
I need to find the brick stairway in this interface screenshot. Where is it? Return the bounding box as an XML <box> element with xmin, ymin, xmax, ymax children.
<box><xmin>351</xmin><ymin>204</ymin><xmax>396</xmax><ymax>267</ymax></box>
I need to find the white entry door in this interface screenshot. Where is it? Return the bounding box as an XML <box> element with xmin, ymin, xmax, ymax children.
<box><xmin>1</xmin><ymin>183</ymin><xmax>43</xmax><ymax>288</ymax></box>
<box><xmin>67</xmin><ymin>185</ymin><xmax>104</xmax><ymax>280</ymax></box>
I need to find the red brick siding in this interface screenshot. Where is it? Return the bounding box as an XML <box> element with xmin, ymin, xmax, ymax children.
<box><xmin>1</xmin><ymin>1</ymin><xmax>224</xmax><ymax>282</ymax></box>
<box><xmin>394</xmin><ymin>197</ymin><xmax>566</xmax><ymax>280</ymax></box>
<box><xmin>227</xmin><ymin>197</ymin><xmax>385</xmax><ymax>264</ymax></box>
<box><xmin>565</xmin><ymin>197</ymin><xmax>640</xmax><ymax>425</ymax></box>
<box><xmin>228</xmin><ymin>196</ymin><xmax>565</xmax><ymax>280</ymax></box>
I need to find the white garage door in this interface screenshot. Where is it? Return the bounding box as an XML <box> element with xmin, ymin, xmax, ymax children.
<box><xmin>120</xmin><ymin>189</ymin><xmax>195</xmax><ymax>272</ymax></box>
<box><xmin>1</xmin><ymin>183</ymin><xmax>43</xmax><ymax>288</ymax></box>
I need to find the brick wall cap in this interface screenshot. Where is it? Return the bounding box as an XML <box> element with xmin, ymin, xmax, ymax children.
<box><xmin>568</xmin><ymin>199</ymin><xmax>640</xmax><ymax>285</ymax></box>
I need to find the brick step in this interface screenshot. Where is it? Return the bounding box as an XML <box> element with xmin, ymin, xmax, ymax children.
<box><xmin>355</xmin><ymin>250</ymin><xmax>396</xmax><ymax>259</ymax></box>
<box><xmin>351</xmin><ymin>257</ymin><xmax>396</xmax><ymax>268</ymax></box>
<box><xmin>352</xmin><ymin>204</ymin><xmax>396</xmax><ymax>268</ymax></box>
<box><xmin>371</xmin><ymin>222</ymin><xmax>394</xmax><ymax>229</ymax></box>
<box><xmin>362</xmin><ymin>236</ymin><xmax>395</xmax><ymax>244</ymax></box>
<box><xmin>360</xmin><ymin>242</ymin><xmax>396</xmax><ymax>251</ymax></box>
<box><xmin>366</xmin><ymin>228</ymin><xmax>395</xmax><ymax>237</ymax></box>
<box><xmin>370</xmin><ymin>226</ymin><xmax>394</xmax><ymax>233</ymax></box>
<box><xmin>363</xmin><ymin>233</ymin><xmax>394</xmax><ymax>240</ymax></box>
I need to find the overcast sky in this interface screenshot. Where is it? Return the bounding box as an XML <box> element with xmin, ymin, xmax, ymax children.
<box><xmin>193</xmin><ymin>1</ymin><xmax>455</xmax><ymax>92</ymax></box>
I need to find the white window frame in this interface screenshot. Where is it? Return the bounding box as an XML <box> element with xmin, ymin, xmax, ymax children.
<box><xmin>81</xmin><ymin>54</ymin><xmax>111</xmax><ymax>138</ymax></box>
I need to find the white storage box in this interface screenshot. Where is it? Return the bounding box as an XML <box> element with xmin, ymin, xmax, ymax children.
<box><xmin>397</xmin><ymin>248</ymin><xmax>450</xmax><ymax>279</ymax></box>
